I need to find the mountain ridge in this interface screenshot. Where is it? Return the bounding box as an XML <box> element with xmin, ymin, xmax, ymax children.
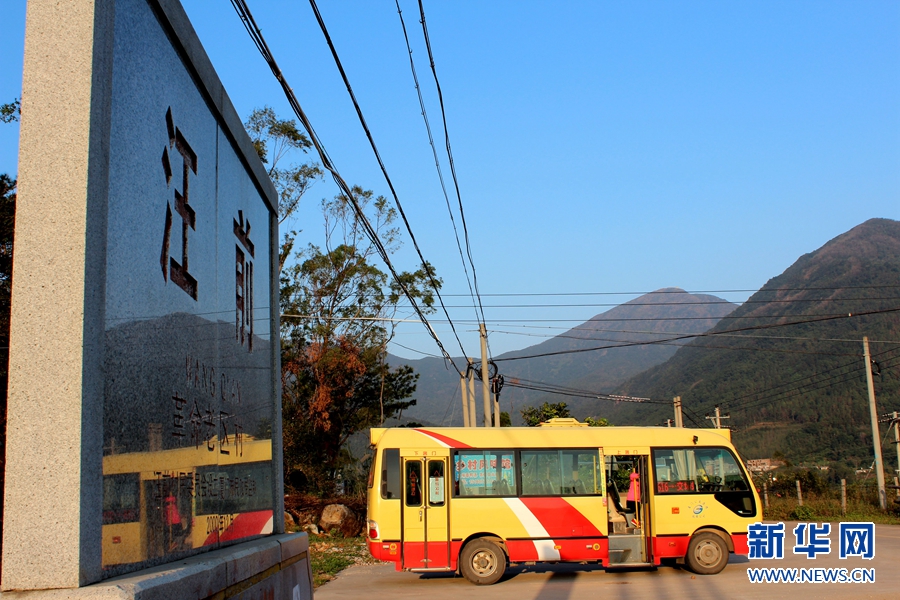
<box><xmin>605</xmin><ymin>218</ymin><xmax>900</xmax><ymax>464</ymax></box>
<box><xmin>390</xmin><ymin>288</ymin><xmax>736</xmax><ymax>424</ymax></box>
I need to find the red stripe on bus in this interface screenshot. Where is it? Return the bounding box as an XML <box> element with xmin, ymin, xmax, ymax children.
<box><xmin>519</xmin><ymin>497</ymin><xmax>602</xmax><ymax>537</ymax></box>
<box><xmin>413</xmin><ymin>429</ymin><xmax>472</xmax><ymax>448</ymax></box>
<box><xmin>732</xmin><ymin>532</ymin><xmax>749</xmax><ymax>555</ymax></box>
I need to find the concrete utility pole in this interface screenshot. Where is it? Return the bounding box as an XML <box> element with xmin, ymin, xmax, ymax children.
<box><xmin>894</xmin><ymin>411</ymin><xmax>900</xmax><ymax>478</ymax></box>
<box><xmin>480</xmin><ymin>324</ymin><xmax>493</xmax><ymax>428</ymax></box>
<box><xmin>863</xmin><ymin>336</ymin><xmax>887</xmax><ymax>510</ymax></box>
<box><xmin>492</xmin><ymin>377</ymin><xmax>501</xmax><ymax>428</ymax></box>
<box><xmin>706</xmin><ymin>405</ymin><xmax>730</xmax><ymax>429</ymax></box>
<box><xmin>673</xmin><ymin>396</ymin><xmax>683</xmax><ymax>428</ymax></box>
<box><xmin>467</xmin><ymin>366</ymin><xmax>477</xmax><ymax>428</ymax></box>
<box><xmin>460</xmin><ymin>367</ymin><xmax>471</xmax><ymax>427</ymax></box>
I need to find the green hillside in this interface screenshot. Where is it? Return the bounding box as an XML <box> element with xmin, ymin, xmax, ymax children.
<box><xmin>608</xmin><ymin>218</ymin><xmax>900</xmax><ymax>467</ymax></box>
<box><xmin>390</xmin><ymin>289</ymin><xmax>735</xmax><ymax>424</ymax></box>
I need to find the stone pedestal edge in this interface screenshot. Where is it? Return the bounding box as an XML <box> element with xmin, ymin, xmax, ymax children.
<box><xmin>0</xmin><ymin>533</ymin><xmax>312</xmax><ymax>599</ymax></box>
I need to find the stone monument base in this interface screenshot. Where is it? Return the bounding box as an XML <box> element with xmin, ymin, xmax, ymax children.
<box><xmin>0</xmin><ymin>533</ymin><xmax>311</xmax><ymax>599</ymax></box>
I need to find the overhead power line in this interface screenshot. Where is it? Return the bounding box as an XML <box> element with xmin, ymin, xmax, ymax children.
<box><xmin>229</xmin><ymin>0</ymin><xmax>464</xmax><ymax>374</ymax></box>
<box><xmin>416</xmin><ymin>0</ymin><xmax>488</xmax><ymax>328</ymax></box>
<box><xmin>728</xmin><ymin>350</ymin><xmax>900</xmax><ymax>413</ymax></box>
<box><xmin>279</xmin><ymin>294</ymin><xmax>900</xmax><ymax>310</ymax></box>
<box><xmin>437</xmin><ymin>285</ymin><xmax>900</xmax><ymax>297</ymax></box>
<box><xmin>494</xmin><ymin>306</ymin><xmax>900</xmax><ymax>362</ymax></box>
<box><xmin>306</xmin><ymin>0</ymin><xmax>470</xmax><ymax>364</ymax></box>
<box><xmin>394</xmin><ymin>0</ymin><xmax>482</xmax><ymax>326</ymax></box>
<box><xmin>502</xmin><ymin>377</ymin><xmax>668</xmax><ymax>405</ymax></box>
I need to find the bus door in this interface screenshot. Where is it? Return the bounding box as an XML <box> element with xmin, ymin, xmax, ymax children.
<box><xmin>401</xmin><ymin>457</ymin><xmax>450</xmax><ymax>569</ymax></box>
<box><xmin>604</xmin><ymin>449</ymin><xmax>652</xmax><ymax>566</ymax></box>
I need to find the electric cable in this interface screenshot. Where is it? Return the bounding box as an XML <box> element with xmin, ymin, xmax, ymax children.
<box><xmin>493</xmin><ymin>306</ymin><xmax>900</xmax><ymax>362</ymax></box>
<box><xmin>416</xmin><ymin>0</ymin><xmax>488</xmax><ymax>328</ymax></box>
<box><xmin>394</xmin><ymin>0</ymin><xmax>481</xmax><ymax>325</ymax></box>
<box><xmin>307</xmin><ymin>0</ymin><xmax>470</xmax><ymax>364</ymax></box>
<box><xmin>229</xmin><ymin>0</ymin><xmax>464</xmax><ymax>374</ymax></box>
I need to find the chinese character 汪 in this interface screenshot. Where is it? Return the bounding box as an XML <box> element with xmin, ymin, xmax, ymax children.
<box><xmin>748</xmin><ymin>522</ymin><xmax>785</xmax><ymax>559</ymax></box>
<box><xmin>839</xmin><ymin>522</ymin><xmax>875</xmax><ymax>559</ymax></box>
<box><xmin>161</xmin><ymin>107</ymin><xmax>198</xmax><ymax>300</ymax></box>
<box><xmin>793</xmin><ymin>522</ymin><xmax>831</xmax><ymax>559</ymax></box>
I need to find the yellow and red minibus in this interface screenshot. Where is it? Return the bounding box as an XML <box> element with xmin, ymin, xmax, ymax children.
<box><xmin>366</xmin><ymin>419</ymin><xmax>760</xmax><ymax>584</ymax></box>
<box><xmin>102</xmin><ymin>438</ymin><xmax>274</xmax><ymax>569</ymax></box>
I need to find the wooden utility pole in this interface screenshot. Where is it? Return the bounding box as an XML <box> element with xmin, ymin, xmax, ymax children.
<box><xmin>863</xmin><ymin>336</ymin><xmax>887</xmax><ymax>510</ymax></box>
<box><xmin>480</xmin><ymin>324</ymin><xmax>493</xmax><ymax>428</ymax></box>
<box><xmin>673</xmin><ymin>396</ymin><xmax>683</xmax><ymax>428</ymax></box>
<box><xmin>841</xmin><ymin>479</ymin><xmax>846</xmax><ymax>516</ymax></box>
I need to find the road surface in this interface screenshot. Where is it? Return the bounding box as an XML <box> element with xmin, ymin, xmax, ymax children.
<box><xmin>317</xmin><ymin>523</ymin><xmax>900</xmax><ymax>600</ymax></box>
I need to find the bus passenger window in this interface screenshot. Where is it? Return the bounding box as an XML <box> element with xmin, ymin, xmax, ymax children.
<box><xmin>453</xmin><ymin>450</ymin><xmax>516</xmax><ymax>497</ymax></box>
<box><xmin>381</xmin><ymin>449</ymin><xmax>400</xmax><ymax>499</ymax></box>
<box><xmin>428</xmin><ymin>460</ymin><xmax>445</xmax><ymax>506</ymax></box>
<box><xmin>405</xmin><ymin>461</ymin><xmax>423</xmax><ymax>506</ymax></box>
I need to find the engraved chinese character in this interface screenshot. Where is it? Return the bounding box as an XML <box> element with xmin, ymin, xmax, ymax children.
<box><xmin>219</xmin><ymin>411</ymin><xmax>231</xmax><ymax>455</ymax></box>
<box><xmin>172</xmin><ymin>393</ymin><xmax>186</xmax><ymax>438</ymax></box>
<box><xmin>161</xmin><ymin>107</ymin><xmax>198</xmax><ymax>300</ymax></box>
<box><xmin>188</xmin><ymin>401</ymin><xmax>203</xmax><ymax>449</ymax></box>
<box><xmin>203</xmin><ymin>408</ymin><xmax>216</xmax><ymax>452</ymax></box>
<box><xmin>233</xmin><ymin>421</ymin><xmax>244</xmax><ymax>457</ymax></box>
<box><xmin>234</xmin><ymin>210</ymin><xmax>254</xmax><ymax>350</ymax></box>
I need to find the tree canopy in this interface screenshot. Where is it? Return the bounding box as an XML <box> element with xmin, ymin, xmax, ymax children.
<box><xmin>246</xmin><ymin>106</ymin><xmax>438</xmax><ymax>494</ymax></box>
<box><xmin>521</xmin><ymin>402</ymin><xmax>611</xmax><ymax>427</ymax></box>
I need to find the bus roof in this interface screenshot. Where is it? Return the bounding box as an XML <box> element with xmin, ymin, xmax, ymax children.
<box><xmin>369</xmin><ymin>425</ymin><xmax>733</xmax><ymax>450</ymax></box>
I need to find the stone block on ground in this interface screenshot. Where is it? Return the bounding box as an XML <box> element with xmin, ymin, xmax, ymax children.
<box><xmin>319</xmin><ymin>504</ymin><xmax>362</xmax><ymax>537</ymax></box>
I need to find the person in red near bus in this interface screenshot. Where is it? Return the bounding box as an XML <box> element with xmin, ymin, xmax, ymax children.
<box><xmin>626</xmin><ymin>470</ymin><xmax>641</xmax><ymax>528</ymax></box>
<box><xmin>164</xmin><ymin>493</ymin><xmax>183</xmax><ymax>551</ymax></box>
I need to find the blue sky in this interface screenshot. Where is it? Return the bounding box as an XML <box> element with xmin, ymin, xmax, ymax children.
<box><xmin>2</xmin><ymin>1</ymin><xmax>898</xmax><ymax>361</ymax></box>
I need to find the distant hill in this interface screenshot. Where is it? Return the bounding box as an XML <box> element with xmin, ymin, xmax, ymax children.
<box><xmin>607</xmin><ymin>218</ymin><xmax>900</xmax><ymax>466</ymax></box>
<box><xmin>390</xmin><ymin>288</ymin><xmax>736</xmax><ymax>424</ymax></box>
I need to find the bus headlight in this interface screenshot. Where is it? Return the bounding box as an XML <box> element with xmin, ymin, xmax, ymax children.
<box><xmin>367</xmin><ymin>519</ymin><xmax>379</xmax><ymax>540</ymax></box>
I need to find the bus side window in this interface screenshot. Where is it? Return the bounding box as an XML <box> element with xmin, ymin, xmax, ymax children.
<box><xmin>381</xmin><ymin>449</ymin><xmax>400</xmax><ymax>499</ymax></box>
<box><xmin>405</xmin><ymin>461</ymin><xmax>423</xmax><ymax>506</ymax></box>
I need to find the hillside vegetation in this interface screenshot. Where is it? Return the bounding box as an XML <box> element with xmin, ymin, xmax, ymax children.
<box><xmin>609</xmin><ymin>218</ymin><xmax>900</xmax><ymax>466</ymax></box>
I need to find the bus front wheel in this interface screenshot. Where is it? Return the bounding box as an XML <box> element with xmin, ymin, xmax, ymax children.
<box><xmin>685</xmin><ymin>532</ymin><xmax>728</xmax><ymax>575</ymax></box>
<box><xmin>460</xmin><ymin>538</ymin><xmax>506</xmax><ymax>585</ymax></box>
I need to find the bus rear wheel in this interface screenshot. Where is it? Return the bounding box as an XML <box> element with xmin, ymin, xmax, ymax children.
<box><xmin>685</xmin><ymin>532</ymin><xmax>729</xmax><ymax>575</ymax></box>
<box><xmin>460</xmin><ymin>538</ymin><xmax>506</xmax><ymax>585</ymax></box>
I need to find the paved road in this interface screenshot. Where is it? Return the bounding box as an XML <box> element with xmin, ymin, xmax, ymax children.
<box><xmin>317</xmin><ymin>523</ymin><xmax>900</xmax><ymax>600</ymax></box>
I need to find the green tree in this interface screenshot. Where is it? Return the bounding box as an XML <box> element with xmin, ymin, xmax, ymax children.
<box><xmin>280</xmin><ymin>188</ymin><xmax>439</xmax><ymax>494</ymax></box>
<box><xmin>245</xmin><ymin>106</ymin><xmax>437</xmax><ymax>494</ymax></box>
<box><xmin>521</xmin><ymin>402</ymin><xmax>612</xmax><ymax>427</ymax></box>
<box><xmin>243</xmin><ymin>106</ymin><xmax>322</xmax><ymax>269</ymax></box>
<box><xmin>0</xmin><ymin>99</ymin><xmax>19</xmax><ymax>124</ymax></box>
<box><xmin>521</xmin><ymin>402</ymin><xmax>571</xmax><ymax>426</ymax></box>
